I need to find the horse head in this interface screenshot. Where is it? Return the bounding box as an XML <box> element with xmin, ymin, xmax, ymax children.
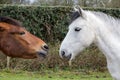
<box><xmin>59</xmin><ymin>6</ymin><xmax>95</xmax><ymax>61</ymax></box>
<box><xmin>0</xmin><ymin>16</ymin><xmax>48</xmax><ymax>59</ymax></box>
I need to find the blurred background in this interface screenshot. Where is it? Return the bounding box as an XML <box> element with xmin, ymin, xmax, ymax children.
<box><xmin>0</xmin><ymin>0</ymin><xmax>120</xmax><ymax>8</ymax></box>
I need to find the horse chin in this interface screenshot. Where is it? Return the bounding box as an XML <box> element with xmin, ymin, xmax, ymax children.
<box><xmin>69</xmin><ymin>54</ymin><xmax>75</xmax><ymax>61</ymax></box>
<box><xmin>70</xmin><ymin>51</ymin><xmax>82</xmax><ymax>61</ymax></box>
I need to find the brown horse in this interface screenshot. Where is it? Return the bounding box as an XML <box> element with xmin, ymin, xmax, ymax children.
<box><xmin>0</xmin><ymin>16</ymin><xmax>48</xmax><ymax>59</ymax></box>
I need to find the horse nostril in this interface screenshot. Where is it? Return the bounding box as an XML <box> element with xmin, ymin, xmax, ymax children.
<box><xmin>61</xmin><ymin>51</ymin><xmax>65</xmax><ymax>57</ymax></box>
<box><xmin>60</xmin><ymin>50</ymin><xmax>72</xmax><ymax>60</ymax></box>
<box><xmin>43</xmin><ymin>45</ymin><xmax>49</xmax><ymax>50</ymax></box>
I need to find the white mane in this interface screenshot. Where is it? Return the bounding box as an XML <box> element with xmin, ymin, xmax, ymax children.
<box><xmin>88</xmin><ymin>11</ymin><xmax>120</xmax><ymax>80</ymax></box>
<box><xmin>92</xmin><ymin>11</ymin><xmax>120</xmax><ymax>36</ymax></box>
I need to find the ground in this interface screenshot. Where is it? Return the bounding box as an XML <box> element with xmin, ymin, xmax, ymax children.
<box><xmin>0</xmin><ymin>69</ymin><xmax>112</xmax><ymax>80</ymax></box>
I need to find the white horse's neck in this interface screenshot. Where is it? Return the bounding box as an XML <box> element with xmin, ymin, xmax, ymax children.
<box><xmin>88</xmin><ymin>11</ymin><xmax>120</xmax><ymax>60</ymax></box>
<box><xmin>87</xmin><ymin>11</ymin><xmax>120</xmax><ymax>80</ymax></box>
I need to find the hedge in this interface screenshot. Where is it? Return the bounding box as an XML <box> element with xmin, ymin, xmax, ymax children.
<box><xmin>0</xmin><ymin>5</ymin><xmax>120</xmax><ymax>42</ymax></box>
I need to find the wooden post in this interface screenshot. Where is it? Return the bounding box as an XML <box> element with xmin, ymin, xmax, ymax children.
<box><xmin>7</xmin><ymin>56</ymin><xmax>10</xmax><ymax>69</ymax></box>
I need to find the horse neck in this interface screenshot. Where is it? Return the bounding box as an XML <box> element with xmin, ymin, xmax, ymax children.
<box><xmin>89</xmin><ymin>12</ymin><xmax>120</xmax><ymax>60</ymax></box>
<box><xmin>89</xmin><ymin>12</ymin><xmax>120</xmax><ymax>79</ymax></box>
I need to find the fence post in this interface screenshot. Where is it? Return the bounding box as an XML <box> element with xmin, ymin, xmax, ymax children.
<box><xmin>7</xmin><ymin>56</ymin><xmax>10</xmax><ymax>69</ymax></box>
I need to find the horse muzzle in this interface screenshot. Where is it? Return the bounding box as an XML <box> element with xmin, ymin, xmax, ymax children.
<box><xmin>37</xmin><ymin>51</ymin><xmax>47</xmax><ymax>58</ymax></box>
<box><xmin>41</xmin><ymin>44</ymin><xmax>49</xmax><ymax>51</ymax></box>
<box><xmin>60</xmin><ymin>50</ymin><xmax>72</xmax><ymax>60</ymax></box>
<box><xmin>37</xmin><ymin>44</ymin><xmax>49</xmax><ymax>58</ymax></box>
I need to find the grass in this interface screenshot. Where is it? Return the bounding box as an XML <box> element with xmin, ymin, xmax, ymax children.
<box><xmin>0</xmin><ymin>69</ymin><xmax>112</xmax><ymax>80</ymax></box>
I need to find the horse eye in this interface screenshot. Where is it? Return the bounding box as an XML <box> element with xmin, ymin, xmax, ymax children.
<box><xmin>19</xmin><ymin>32</ymin><xmax>25</xmax><ymax>35</ymax></box>
<box><xmin>75</xmin><ymin>27</ymin><xmax>81</xmax><ymax>32</ymax></box>
<box><xmin>0</xmin><ymin>27</ymin><xmax>5</xmax><ymax>32</ymax></box>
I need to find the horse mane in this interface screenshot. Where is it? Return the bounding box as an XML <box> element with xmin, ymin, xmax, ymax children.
<box><xmin>70</xmin><ymin>10</ymin><xmax>120</xmax><ymax>27</ymax></box>
<box><xmin>92</xmin><ymin>11</ymin><xmax>120</xmax><ymax>26</ymax></box>
<box><xmin>92</xmin><ymin>11</ymin><xmax>120</xmax><ymax>36</ymax></box>
<box><xmin>0</xmin><ymin>16</ymin><xmax>22</xmax><ymax>27</ymax></box>
<box><xmin>70</xmin><ymin>11</ymin><xmax>80</xmax><ymax>24</ymax></box>
<box><xmin>70</xmin><ymin>10</ymin><xmax>120</xmax><ymax>36</ymax></box>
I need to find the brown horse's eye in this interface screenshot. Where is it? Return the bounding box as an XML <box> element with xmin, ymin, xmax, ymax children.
<box><xmin>19</xmin><ymin>32</ymin><xmax>25</xmax><ymax>35</ymax></box>
<box><xmin>0</xmin><ymin>27</ymin><xmax>5</xmax><ymax>32</ymax></box>
<box><xmin>10</xmin><ymin>32</ymin><xmax>16</xmax><ymax>34</ymax></box>
<box><xmin>10</xmin><ymin>32</ymin><xmax>25</xmax><ymax>35</ymax></box>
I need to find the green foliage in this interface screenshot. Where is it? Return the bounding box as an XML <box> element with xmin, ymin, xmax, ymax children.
<box><xmin>0</xmin><ymin>6</ymin><xmax>119</xmax><ymax>42</ymax></box>
<box><xmin>0</xmin><ymin>6</ymin><xmax>70</xmax><ymax>42</ymax></box>
<box><xmin>0</xmin><ymin>0</ymin><xmax>11</xmax><ymax>4</ymax></box>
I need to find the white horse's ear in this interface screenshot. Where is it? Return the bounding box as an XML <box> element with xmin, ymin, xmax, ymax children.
<box><xmin>73</xmin><ymin>5</ymin><xmax>86</xmax><ymax>19</ymax></box>
<box><xmin>73</xmin><ymin>5</ymin><xmax>82</xmax><ymax>12</ymax></box>
<box><xmin>73</xmin><ymin>5</ymin><xmax>79</xmax><ymax>12</ymax></box>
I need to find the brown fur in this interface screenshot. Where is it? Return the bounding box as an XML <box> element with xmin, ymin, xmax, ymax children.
<box><xmin>0</xmin><ymin>17</ymin><xmax>48</xmax><ymax>59</ymax></box>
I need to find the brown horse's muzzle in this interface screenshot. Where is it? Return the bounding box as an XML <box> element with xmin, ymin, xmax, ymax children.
<box><xmin>37</xmin><ymin>44</ymin><xmax>49</xmax><ymax>58</ymax></box>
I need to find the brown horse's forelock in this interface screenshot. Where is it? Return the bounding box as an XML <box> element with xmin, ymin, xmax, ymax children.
<box><xmin>0</xmin><ymin>16</ymin><xmax>22</xmax><ymax>27</ymax></box>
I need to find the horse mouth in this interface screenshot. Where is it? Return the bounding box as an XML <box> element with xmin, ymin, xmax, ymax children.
<box><xmin>37</xmin><ymin>51</ymin><xmax>47</xmax><ymax>58</ymax></box>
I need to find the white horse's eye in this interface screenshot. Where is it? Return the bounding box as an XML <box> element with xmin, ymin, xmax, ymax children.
<box><xmin>75</xmin><ymin>27</ymin><xmax>81</xmax><ymax>32</ymax></box>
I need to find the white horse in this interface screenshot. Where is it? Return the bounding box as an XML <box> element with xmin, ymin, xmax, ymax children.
<box><xmin>59</xmin><ymin>6</ymin><xmax>120</xmax><ymax>80</ymax></box>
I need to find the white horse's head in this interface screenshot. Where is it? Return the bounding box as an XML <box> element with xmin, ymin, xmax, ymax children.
<box><xmin>59</xmin><ymin>6</ymin><xmax>96</xmax><ymax>61</ymax></box>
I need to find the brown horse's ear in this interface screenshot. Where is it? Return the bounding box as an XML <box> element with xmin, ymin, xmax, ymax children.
<box><xmin>0</xmin><ymin>26</ymin><xmax>5</xmax><ymax>32</ymax></box>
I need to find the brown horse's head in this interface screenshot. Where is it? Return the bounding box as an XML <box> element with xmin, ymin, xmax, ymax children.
<box><xmin>0</xmin><ymin>16</ymin><xmax>48</xmax><ymax>59</ymax></box>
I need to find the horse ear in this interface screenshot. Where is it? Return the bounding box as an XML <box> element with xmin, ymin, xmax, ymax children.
<box><xmin>73</xmin><ymin>5</ymin><xmax>82</xmax><ymax>14</ymax></box>
<box><xmin>73</xmin><ymin>5</ymin><xmax>86</xmax><ymax>18</ymax></box>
